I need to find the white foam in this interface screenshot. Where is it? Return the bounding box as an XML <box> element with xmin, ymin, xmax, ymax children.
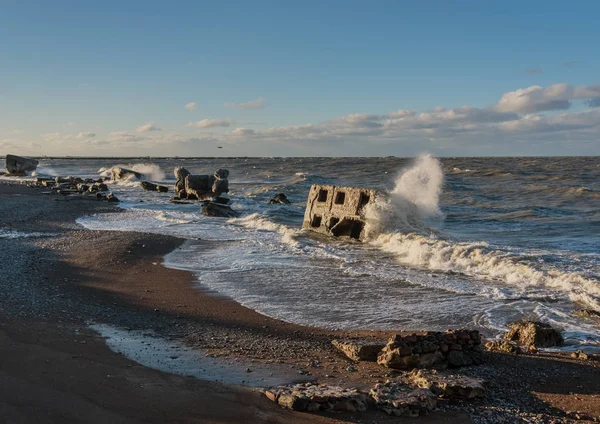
<box><xmin>228</xmin><ymin>213</ymin><xmax>301</xmax><ymax>246</ymax></box>
<box><xmin>0</xmin><ymin>228</ymin><xmax>56</xmax><ymax>239</ymax></box>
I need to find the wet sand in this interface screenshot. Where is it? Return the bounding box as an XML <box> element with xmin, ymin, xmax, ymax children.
<box><xmin>1</xmin><ymin>181</ymin><xmax>599</xmax><ymax>423</ymax></box>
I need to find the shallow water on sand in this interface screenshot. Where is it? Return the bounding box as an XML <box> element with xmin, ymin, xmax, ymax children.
<box><xmin>4</xmin><ymin>156</ymin><xmax>599</xmax><ymax>350</ymax></box>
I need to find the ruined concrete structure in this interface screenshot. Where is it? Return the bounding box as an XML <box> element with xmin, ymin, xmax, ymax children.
<box><xmin>302</xmin><ymin>184</ymin><xmax>378</xmax><ymax>241</ymax></box>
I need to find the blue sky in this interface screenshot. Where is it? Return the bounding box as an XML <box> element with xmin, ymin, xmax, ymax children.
<box><xmin>1</xmin><ymin>0</ymin><xmax>599</xmax><ymax>156</ymax></box>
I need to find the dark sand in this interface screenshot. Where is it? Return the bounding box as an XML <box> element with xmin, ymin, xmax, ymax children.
<box><xmin>1</xmin><ymin>181</ymin><xmax>599</xmax><ymax>423</ymax></box>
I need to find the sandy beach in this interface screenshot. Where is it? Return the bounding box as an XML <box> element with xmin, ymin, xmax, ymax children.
<box><xmin>1</xmin><ymin>181</ymin><xmax>599</xmax><ymax>424</ymax></box>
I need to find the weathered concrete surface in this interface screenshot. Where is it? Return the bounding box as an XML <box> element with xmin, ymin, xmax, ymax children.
<box><xmin>302</xmin><ymin>184</ymin><xmax>378</xmax><ymax>241</ymax></box>
<box><xmin>141</xmin><ymin>181</ymin><xmax>169</xmax><ymax>193</ymax></box>
<box><xmin>369</xmin><ymin>381</ymin><xmax>437</xmax><ymax>417</ymax></box>
<box><xmin>408</xmin><ymin>369</ymin><xmax>487</xmax><ymax>400</ymax></box>
<box><xmin>177</xmin><ymin>167</ymin><xmax>229</xmax><ymax>200</ymax></box>
<box><xmin>264</xmin><ymin>383</ymin><xmax>369</xmax><ymax>413</ymax></box>
<box><xmin>4</xmin><ymin>154</ymin><xmax>39</xmax><ymax>175</ymax></box>
<box><xmin>331</xmin><ymin>339</ymin><xmax>385</xmax><ymax>362</ymax></box>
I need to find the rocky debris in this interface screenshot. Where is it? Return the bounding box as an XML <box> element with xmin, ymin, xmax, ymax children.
<box><xmin>200</xmin><ymin>201</ymin><xmax>238</xmax><ymax>218</ymax></box>
<box><xmin>370</xmin><ymin>381</ymin><xmax>437</xmax><ymax>417</ymax></box>
<box><xmin>4</xmin><ymin>154</ymin><xmax>39</xmax><ymax>175</ymax></box>
<box><xmin>269</xmin><ymin>193</ymin><xmax>291</xmax><ymax>204</ymax></box>
<box><xmin>484</xmin><ymin>339</ymin><xmax>523</xmax><ymax>354</ymax></box>
<box><xmin>174</xmin><ymin>167</ymin><xmax>190</xmax><ymax>198</ymax></box>
<box><xmin>178</xmin><ymin>167</ymin><xmax>230</xmax><ymax>201</ymax></box>
<box><xmin>111</xmin><ymin>166</ymin><xmax>143</xmax><ymax>181</ymax></box>
<box><xmin>377</xmin><ymin>330</ymin><xmax>484</xmax><ymax>370</ymax></box>
<box><xmin>264</xmin><ymin>383</ymin><xmax>369</xmax><ymax>413</ymax></box>
<box><xmin>141</xmin><ymin>181</ymin><xmax>169</xmax><ymax>193</ymax></box>
<box><xmin>332</xmin><ymin>339</ymin><xmax>385</xmax><ymax>362</ymax></box>
<box><xmin>574</xmin><ymin>309</ymin><xmax>600</xmax><ymax>319</ymax></box>
<box><xmin>408</xmin><ymin>369</ymin><xmax>487</xmax><ymax>399</ymax></box>
<box><xmin>504</xmin><ymin>321</ymin><xmax>563</xmax><ymax>348</ymax></box>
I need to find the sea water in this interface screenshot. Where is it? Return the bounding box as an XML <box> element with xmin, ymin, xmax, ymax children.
<box><xmin>3</xmin><ymin>156</ymin><xmax>599</xmax><ymax>350</ymax></box>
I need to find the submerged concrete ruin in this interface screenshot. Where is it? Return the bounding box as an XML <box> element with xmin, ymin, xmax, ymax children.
<box><xmin>302</xmin><ymin>184</ymin><xmax>378</xmax><ymax>241</ymax></box>
<box><xmin>4</xmin><ymin>154</ymin><xmax>39</xmax><ymax>176</ymax></box>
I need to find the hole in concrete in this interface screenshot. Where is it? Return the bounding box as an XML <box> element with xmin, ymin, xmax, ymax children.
<box><xmin>335</xmin><ymin>192</ymin><xmax>346</xmax><ymax>205</ymax></box>
<box><xmin>328</xmin><ymin>217</ymin><xmax>340</xmax><ymax>230</ymax></box>
<box><xmin>358</xmin><ymin>192</ymin><xmax>370</xmax><ymax>211</ymax></box>
<box><xmin>317</xmin><ymin>189</ymin><xmax>328</xmax><ymax>202</ymax></box>
<box><xmin>330</xmin><ymin>218</ymin><xmax>364</xmax><ymax>240</ymax></box>
<box><xmin>311</xmin><ymin>215</ymin><xmax>322</xmax><ymax>228</ymax></box>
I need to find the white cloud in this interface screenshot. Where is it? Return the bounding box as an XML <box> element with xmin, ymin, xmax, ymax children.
<box><xmin>230</xmin><ymin>128</ymin><xmax>256</xmax><ymax>136</ymax></box>
<box><xmin>185</xmin><ymin>102</ymin><xmax>198</xmax><ymax>111</ymax></box>
<box><xmin>136</xmin><ymin>122</ymin><xmax>162</xmax><ymax>132</ymax></box>
<box><xmin>109</xmin><ymin>131</ymin><xmax>145</xmax><ymax>142</ymax></box>
<box><xmin>188</xmin><ymin>119</ymin><xmax>232</xmax><ymax>128</ymax></box>
<box><xmin>494</xmin><ymin>83</ymin><xmax>600</xmax><ymax>113</ymax></box>
<box><xmin>76</xmin><ymin>132</ymin><xmax>96</xmax><ymax>139</ymax></box>
<box><xmin>224</xmin><ymin>97</ymin><xmax>267</xmax><ymax>109</ymax></box>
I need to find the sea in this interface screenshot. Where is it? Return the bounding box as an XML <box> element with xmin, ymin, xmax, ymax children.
<box><xmin>2</xmin><ymin>155</ymin><xmax>600</xmax><ymax>351</ymax></box>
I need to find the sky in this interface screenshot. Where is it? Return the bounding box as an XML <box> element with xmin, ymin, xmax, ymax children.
<box><xmin>1</xmin><ymin>0</ymin><xmax>599</xmax><ymax>157</ymax></box>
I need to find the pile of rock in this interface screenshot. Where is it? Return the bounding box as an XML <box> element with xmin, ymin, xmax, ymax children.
<box><xmin>264</xmin><ymin>383</ymin><xmax>369</xmax><ymax>413</ymax></box>
<box><xmin>4</xmin><ymin>154</ymin><xmax>38</xmax><ymax>176</ymax></box>
<box><xmin>377</xmin><ymin>330</ymin><xmax>484</xmax><ymax>369</ymax></box>
<box><xmin>174</xmin><ymin>167</ymin><xmax>229</xmax><ymax>201</ymax></box>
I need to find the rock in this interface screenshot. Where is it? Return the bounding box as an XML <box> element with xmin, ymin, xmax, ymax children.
<box><xmin>504</xmin><ymin>321</ymin><xmax>564</xmax><ymax>348</ymax></box>
<box><xmin>201</xmin><ymin>202</ymin><xmax>238</xmax><ymax>218</ymax></box>
<box><xmin>485</xmin><ymin>340</ymin><xmax>523</xmax><ymax>354</ymax></box>
<box><xmin>332</xmin><ymin>339</ymin><xmax>386</xmax><ymax>362</ymax></box>
<box><xmin>408</xmin><ymin>369</ymin><xmax>487</xmax><ymax>399</ymax></box>
<box><xmin>266</xmin><ymin>384</ymin><xmax>369</xmax><ymax>413</ymax></box>
<box><xmin>106</xmin><ymin>192</ymin><xmax>120</xmax><ymax>202</ymax></box>
<box><xmin>268</xmin><ymin>193</ymin><xmax>291</xmax><ymax>204</ymax></box>
<box><xmin>211</xmin><ymin>178</ymin><xmax>229</xmax><ymax>195</ymax></box>
<box><xmin>141</xmin><ymin>181</ymin><xmax>169</xmax><ymax>193</ymax></box>
<box><xmin>214</xmin><ymin>196</ymin><xmax>230</xmax><ymax>204</ymax></box>
<box><xmin>111</xmin><ymin>167</ymin><xmax>143</xmax><ymax>181</ymax></box>
<box><xmin>214</xmin><ymin>168</ymin><xmax>229</xmax><ymax>179</ymax></box>
<box><xmin>4</xmin><ymin>154</ymin><xmax>39</xmax><ymax>175</ymax></box>
<box><xmin>570</xmin><ymin>350</ymin><xmax>590</xmax><ymax>360</ymax></box>
<box><xmin>370</xmin><ymin>381</ymin><xmax>437</xmax><ymax>417</ymax></box>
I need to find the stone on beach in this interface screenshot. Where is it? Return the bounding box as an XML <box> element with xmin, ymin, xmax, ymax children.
<box><xmin>484</xmin><ymin>339</ymin><xmax>523</xmax><ymax>354</ymax></box>
<box><xmin>4</xmin><ymin>154</ymin><xmax>39</xmax><ymax>175</ymax></box>
<box><xmin>503</xmin><ymin>321</ymin><xmax>563</xmax><ymax>348</ymax></box>
<box><xmin>264</xmin><ymin>383</ymin><xmax>370</xmax><ymax>413</ymax></box>
<box><xmin>111</xmin><ymin>166</ymin><xmax>143</xmax><ymax>181</ymax></box>
<box><xmin>331</xmin><ymin>339</ymin><xmax>385</xmax><ymax>362</ymax></box>
<box><xmin>408</xmin><ymin>369</ymin><xmax>487</xmax><ymax>399</ymax></box>
<box><xmin>200</xmin><ymin>201</ymin><xmax>238</xmax><ymax>218</ymax></box>
<box><xmin>369</xmin><ymin>381</ymin><xmax>437</xmax><ymax>417</ymax></box>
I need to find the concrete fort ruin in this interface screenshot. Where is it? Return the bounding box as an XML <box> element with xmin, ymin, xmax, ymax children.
<box><xmin>302</xmin><ymin>184</ymin><xmax>378</xmax><ymax>241</ymax></box>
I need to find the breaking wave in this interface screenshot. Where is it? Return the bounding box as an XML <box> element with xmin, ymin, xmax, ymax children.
<box><xmin>229</xmin><ymin>213</ymin><xmax>301</xmax><ymax>246</ymax></box>
<box><xmin>99</xmin><ymin>163</ymin><xmax>166</xmax><ymax>183</ymax></box>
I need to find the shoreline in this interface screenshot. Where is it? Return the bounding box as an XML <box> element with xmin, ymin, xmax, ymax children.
<box><xmin>1</xmin><ymin>181</ymin><xmax>599</xmax><ymax>423</ymax></box>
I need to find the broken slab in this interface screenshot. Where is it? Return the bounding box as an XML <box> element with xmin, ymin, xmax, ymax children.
<box><xmin>269</xmin><ymin>193</ymin><xmax>291</xmax><ymax>204</ymax></box>
<box><xmin>111</xmin><ymin>166</ymin><xmax>143</xmax><ymax>181</ymax></box>
<box><xmin>302</xmin><ymin>184</ymin><xmax>378</xmax><ymax>241</ymax></box>
<box><xmin>201</xmin><ymin>201</ymin><xmax>238</xmax><ymax>218</ymax></box>
<box><xmin>504</xmin><ymin>321</ymin><xmax>563</xmax><ymax>348</ymax></box>
<box><xmin>369</xmin><ymin>381</ymin><xmax>437</xmax><ymax>417</ymax></box>
<box><xmin>332</xmin><ymin>339</ymin><xmax>385</xmax><ymax>362</ymax></box>
<box><xmin>264</xmin><ymin>383</ymin><xmax>369</xmax><ymax>413</ymax></box>
<box><xmin>408</xmin><ymin>369</ymin><xmax>487</xmax><ymax>400</ymax></box>
<box><xmin>4</xmin><ymin>154</ymin><xmax>39</xmax><ymax>175</ymax></box>
<box><xmin>141</xmin><ymin>181</ymin><xmax>169</xmax><ymax>193</ymax></box>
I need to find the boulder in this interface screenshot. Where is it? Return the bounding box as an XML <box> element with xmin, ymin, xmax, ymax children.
<box><xmin>141</xmin><ymin>181</ymin><xmax>169</xmax><ymax>193</ymax></box>
<box><xmin>4</xmin><ymin>154</ymin><xmax>39</xmax><ymax>175</ymax></box>
<box><xmin>106</xmin><ymin>192</ymin><xmax>120</xmax><ymax>202</ymax></box>
<box><xmin>214</xmin><ymin>168</ymin><xmax>229</xmax><ymax>179</ymax></box>
<box><xmin>111</xmin><ymin>167</ymin><xmax>143</xmax><ymax>181</ymax></box>
<box><xmin>332</xmin><ymin>339</ymin><xmax>386</xmax><ymax>362</ymax></box>
<box><xmin>269</xmin><ymin>193</ymin><xmax>291</xmax><ymax>204</ymax></box>
<box><xmin>211</xmin><ymin>178</ymin><xmax>229</xmax><ymax>195</ymax></box>
<box><xmin>201</xmin><ymin>202</ymin><xmax>238</xmax><ymax>218</ymax></box>
<box><xmin>504</xmin><ymin>321</ymin><xmax>563</xmax><ymax>348</ymax></box>
<box><xmin>408</xmin><ymin>369</ymin><xmax>487</xmax><ymax>400</ymax></box>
